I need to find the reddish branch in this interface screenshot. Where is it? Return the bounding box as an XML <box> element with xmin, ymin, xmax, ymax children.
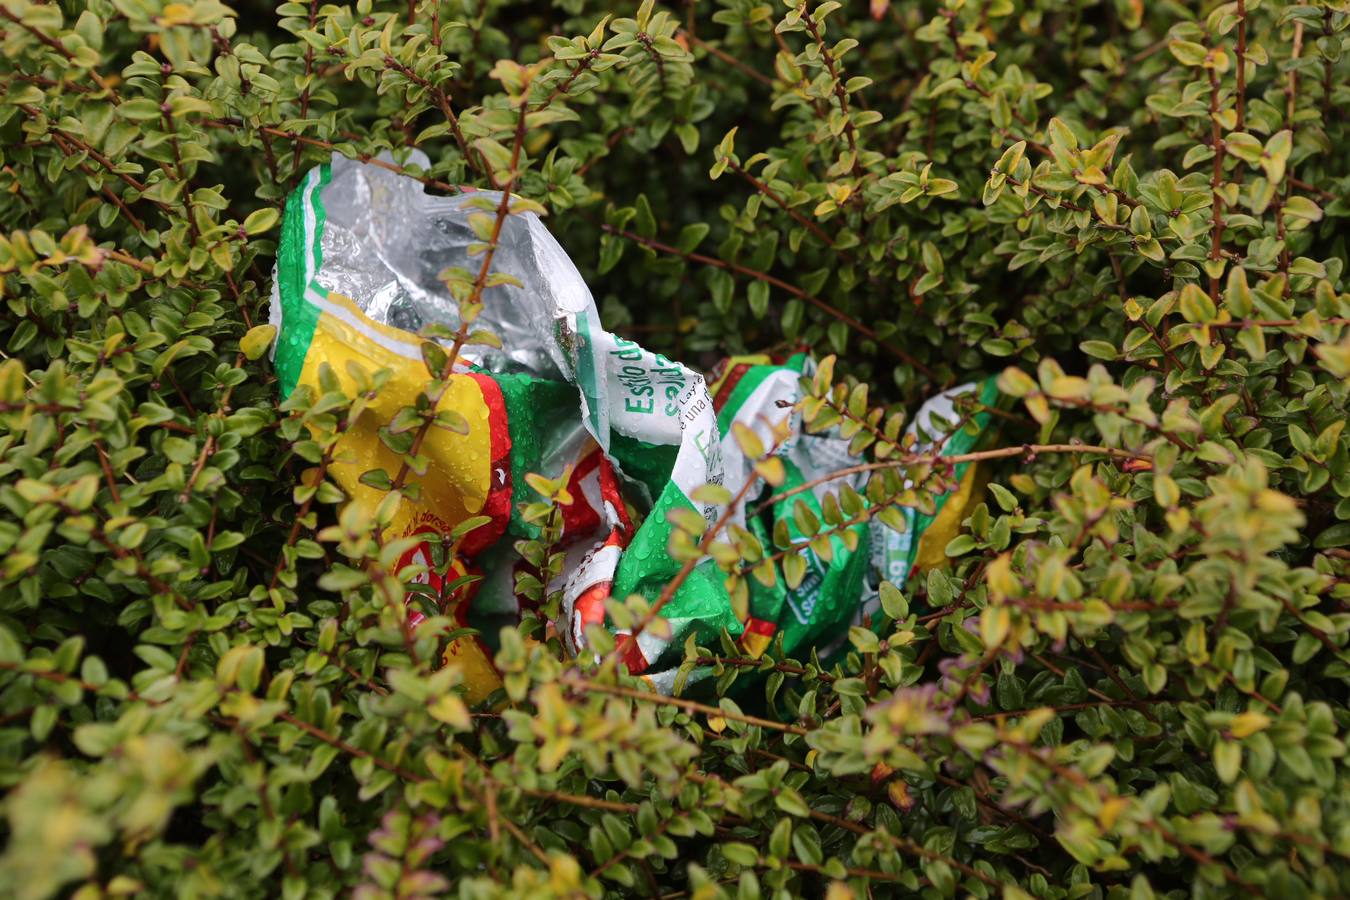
<box><xmin>1</xmin><ymin>7</ymin><xmax>120</xmax><ymax>98</ymax></box>
<box><xmin>801</xmin><ymin>4</ymin><xmax>863</xmax><ymax>176</ymax></box>
<box><xmin>600</xmin><ymin>223</ymin><xmax>940</xmax><ymax>380</ymax></box>
<box><xmin>728</xmin><ymin>159</ymin><xmax>835</xmax><ymax>247</ymax></box>
<box><xmin>564</xmin><ymin>675</ymin><xmax>809</xmax><ymax>735</ymax></box>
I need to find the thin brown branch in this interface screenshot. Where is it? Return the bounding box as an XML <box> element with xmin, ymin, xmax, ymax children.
<box><xmin>686</xmin><ymin>33</ymin><xmax>774</xmax><ymax>87</ymax></box>
<box><xmin>692</xmin><ymin>655</ymin><xmax>836</xmax><ymax>683</ymax></box>
<box><xmin>600</xmin><ymin>223</ymin><xmax>941</xmax><ymax>380</ymax></box>
<box><xmin>1</xmin><ymin>8</ymin><xmax>120</xmax><ymax>98</ymax></box>
<box><xmin>1207</xmin><ymin>62</ymin><xmax>1226</xmax><ymax>304</ymax></box>
<box><xmin>801</xmin><ymin>4</ymin><xmax>863</xmax><ymax>176</ymax></box>
<box><xmin>756</xmin><ymin>442</ymin><xmax>1148</xmax><ymax>513</ymax></box>
<box><xmin>292</xmin><ymin>0</ymin><xmax>320</xmax><ymax>175</ymax></box>
<box><xmin>1235</xmin><ymin>0</ymin><xmax>1247</xmax><ymax>130</ymax></box>
<box><xmin>1277</xmin><ymin>23</ymin><xmax>1305</xmax><ymax>281</ymax></box>
<box><xmin>377</xmin><ymin>95</ymin><xmax>531</xmax><ymax>546</ymax></box>
<box><xmin>206</xmin><ymin>119</ymin><xmax>467</xmax><ymax>195</ymax></box>
<box><xmin>565</xmin><ymin>675</ymin><xmax>809</xmax><ymax>735</ymax></box>
<box><xmin>728</xmin><ymin>159</ymin><xmax>835</xmax><ymax>247</ymax></box>
<box><xmin>382</xmin><ymin>56</ymin><xmax>481</xmax><ymax>174</ymax></box>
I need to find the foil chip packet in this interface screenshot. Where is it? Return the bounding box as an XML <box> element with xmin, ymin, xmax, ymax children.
<box><xmin>271</xmin><ymin>153</ymin><xmax>998</xmax><ymax>702</ymax></box>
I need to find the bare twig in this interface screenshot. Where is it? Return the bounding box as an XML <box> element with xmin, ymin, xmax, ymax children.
<box><xmin>600</xmin><ymin>223</ymin><xmax>941</xmax><ymax>380</ymax></box>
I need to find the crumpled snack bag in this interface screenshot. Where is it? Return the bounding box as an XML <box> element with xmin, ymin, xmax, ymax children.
<box><xmin>683</xmin><ymin>355</ymin><xmax>1002</xmax><ymax>687</ymax></box>
<box><xmin>272</xmin><ymin>153</ymin><xmax>999</xmax><ymax>699</ymax></box>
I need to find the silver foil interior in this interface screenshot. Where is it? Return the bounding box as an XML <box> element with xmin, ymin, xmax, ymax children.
<box><xmin>313</xmin><ymin>150</ymin><xmax>597</xmax><ymax>381</ymax></box>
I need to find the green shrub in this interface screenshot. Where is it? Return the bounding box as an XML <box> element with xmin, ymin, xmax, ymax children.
<box><xmin>1</xmin><ymin>0</ymin><xmax>1349</xmax><ymax>897</ymax></box>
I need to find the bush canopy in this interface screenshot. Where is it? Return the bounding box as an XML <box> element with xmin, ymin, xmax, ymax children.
<box><xmin>0</xmin><ymin>0</ymin><xmax>1349</xmax><ymax>897</ymax></box>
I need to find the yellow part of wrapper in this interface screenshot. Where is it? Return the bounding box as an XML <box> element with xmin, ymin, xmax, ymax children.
<box><xmin>911</xmin><ymin>461</ymin><xmax>991</xmax><ymax>574</ymax></box>
<box><xmin>430</xmin><ymin>559</ymin><xmax>503</xmax><ymax>706</ymax></box>
<box><xmin>298</xmin><ymin>292</ymin><xmax>494</xmax><ymax>536</ymax></box>
<box><xmin>296</xmin><ymin>291</ymin><xmax>503</xmax><ymax>703</ymax></box>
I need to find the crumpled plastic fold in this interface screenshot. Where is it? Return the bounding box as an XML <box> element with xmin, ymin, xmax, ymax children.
<box><xmin>272</xmin><ymin>152</ymin><xmax>997</xmax><ymax>700</ymax></box>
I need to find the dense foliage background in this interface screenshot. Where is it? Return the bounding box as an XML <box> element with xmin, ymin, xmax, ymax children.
<box><xmin>1</xmin><ymin>0</ymin><xmax>1349</xmax><ymax>896</ymax></box>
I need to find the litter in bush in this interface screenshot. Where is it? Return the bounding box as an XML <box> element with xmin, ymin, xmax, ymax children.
<box><xmin>272</xmin><ymin>154</ymin><xmax>998</xmax><ymax>700</ymax></box>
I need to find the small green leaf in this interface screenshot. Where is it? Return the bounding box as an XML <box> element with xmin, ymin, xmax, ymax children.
<box><xmin>240</xmin><ymin>324</ymin><xmax>277</xmax><ymax>360</ymax></box>
<box><xmin>243</xmin><ymin>207</ymin><xmax>280</xmax><ymax>235</ymax></box>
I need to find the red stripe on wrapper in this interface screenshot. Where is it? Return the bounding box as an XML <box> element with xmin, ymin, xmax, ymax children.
<box><xmin>461</xmin><ymin>373</ymin><xmax>513</xmax><ymax>557</ymax></box>
<box><xmin>744</xmin><ymin>617</ymin><xmax>775</xmax><ymax>636</ymax></box>
<box><xmin>566</xmin><ymin>526</ymin><xmax>629</xmax><ymax>658</ymax></box>
<box><xmin>597</xmin><ymin>455</ymin><xmax>634</xmax><ymax>535</ymax></box>
<box><xmin>616</xmin><ymin>633</ymin><xmax>649</xmax><ymax>674</ymax></box>
<box><xmin>559</xmin><ymin>449</ymin><xmax>602</xmax><ymax>539</ymax></box>
<box><xmin>573</xmin><ymin>581</ymin><xmax>609</xmax><ymax>630</ymax></box>
<box><xmin>711</xmin><ymin>362</ymin><xmax>751</xmax><ymax>414</ymax></box>
<box><xmin>397</xmin><ymin>524</ymin><xmax>477</xmax><ymax>627</ymax></box>
<box><xmin>738</xmin><ymin>617</ymin><xmax>776</xmax><ymax>659</ymax></box>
